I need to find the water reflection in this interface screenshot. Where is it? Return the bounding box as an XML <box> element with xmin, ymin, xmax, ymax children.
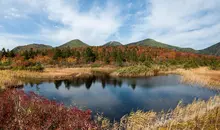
<box><xmin>21</xmin><ymin>74</ymin><xmax>219</xmax><ymax>120</ymax></box>
<box><xmin>52</xmin><ymin>76</ymin><xmax>129</xmax><ymax>90</ymax></box>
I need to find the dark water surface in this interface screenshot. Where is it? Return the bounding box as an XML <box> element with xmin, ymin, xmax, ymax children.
<box><xmin>21</xmin><ymin>74</ymin><xmax>218</xmax><ymax>120</ymax></box>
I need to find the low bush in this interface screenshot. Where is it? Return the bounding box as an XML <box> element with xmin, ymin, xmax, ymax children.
<box><xmin>0</xmin><ymin>90</ymin><xmax>98</xmax><ymax>130</ymax></box>
<box><xmin>91</xmin><ymin>63</ymin><xmax>102</xmax><ymax>68</ymax></box>
<box><xmin>184</xmin><ymin>60</ymin><xmax>199</xmax><ymax>69</ymax></box>
<box><xmin>209</xmin><ymin>62</ymin><xmax>220</xmax><ymax>70</ymax></box>
<box><xmin>12</xmin><ymin>61</ymin><xmax>44</xmax><ymax>71</ymax></box>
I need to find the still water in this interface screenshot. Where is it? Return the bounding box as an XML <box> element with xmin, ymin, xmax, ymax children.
<box><xmin>21</xmin><ymin>74</ymin><xmax>218</xmax><ymax>120</ymax></box>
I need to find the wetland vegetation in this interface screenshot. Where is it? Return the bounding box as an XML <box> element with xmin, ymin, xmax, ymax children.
<box><xmin>0</xmin><ymin>46</ymin><xmax>220</xmax><ymax>129</ymax></box>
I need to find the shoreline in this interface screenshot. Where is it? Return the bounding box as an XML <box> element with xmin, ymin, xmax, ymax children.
<box><xmin>0</xmin><ymin>66</ymin><xmax>220</xmax><ymax>90</ymax></box>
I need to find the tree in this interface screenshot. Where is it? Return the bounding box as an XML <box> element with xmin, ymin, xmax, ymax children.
<box><xmin>139</xmin><ymin>53</ymin><xmax>146</xmax><ymax>63</ymax></box>
<box><xmin>75</xmin><ymin>51</ymin><xmax>81</xmax><ymax>63</ymax></box>
<box><xmin>8</xmin><ymin>50</ymin><xmax>15</xmax><ymax>58</ymax></box>
<box><xmin>84</xmin><ymin>47</ymin><xmax>96</xmax><ymax>63</ymax></box>
<box><xmin>62</xmin><ymin>47</ymin><xmax>72</xmax><ymax>58</ymax></box>
<box><xmin>23</xmin><ymin>50</ymin><xmax>29</xmax><ymax>60</ymax></box>
<box><xmin>104</xmin><ymin>52</ymin><xmax>110</xmax><ymax>64</ymax></box>
<box><xmin>116</xmin><ymin>49</ymin><xmax>123</xmax><ymax>66</ymax></box>
<box><xmin>2</xmin><ymin>48</ymin><xmax>6</xmax><ymax>57</ymax></box>
<box><xmin>53</xmin><ymin>48</ymin><xmax>62</xmax><ymax>60</ymax></box>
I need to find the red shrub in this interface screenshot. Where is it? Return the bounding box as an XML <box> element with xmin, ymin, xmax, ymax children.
<box><xmin>0</xmin><ymin>90</ymin><xmax>98</xmax><ymax>130</ymax></box>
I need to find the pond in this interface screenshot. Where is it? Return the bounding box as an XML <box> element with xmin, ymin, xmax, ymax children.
<box><xmin>21</xmin><ymin>74</ymin><xmax>218</xmax><ymax>120</ymax></box>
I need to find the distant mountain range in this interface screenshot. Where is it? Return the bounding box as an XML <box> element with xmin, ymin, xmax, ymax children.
<box><xmin>11</xmin><ymin>39</ymin><xmax>220</xmax><ymax>56</ymax></box>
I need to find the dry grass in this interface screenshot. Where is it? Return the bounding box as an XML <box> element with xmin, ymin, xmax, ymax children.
<box><xmin>111</xmin><ymin>65</ymin><xmax>162</xmax><ymax>77</ymax></box>
<box><xmin>0</xmin><ymin>67</ymin><xmax>116</xmax><ymax>89</ymax></box>
<box><xmin>98</xmin><ymin>96</ymin><xmax>220</xmax><ymax>130</ymax></box>
<box><xmin>173</xmin><ymin>67</ymin><xmax>220</xmax><ymax>89</ymax></box>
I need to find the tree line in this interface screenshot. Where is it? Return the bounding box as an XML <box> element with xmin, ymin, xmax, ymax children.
<box><xmin>0</xmin><ymin>46</ymin><xmax>220</xmax><ymax>70</ymax></box>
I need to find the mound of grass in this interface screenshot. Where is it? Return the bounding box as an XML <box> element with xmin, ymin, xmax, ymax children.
<box><xmin>113</xmin><ymin>65</ymin><xmax>162</xmax><ymax>77</ymax></box>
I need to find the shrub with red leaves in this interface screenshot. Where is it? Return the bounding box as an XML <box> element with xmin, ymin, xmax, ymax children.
<box><xmin>0</xmin><ymin>90</ymin><xmax>98</xmax><ymax>130</ymax></box>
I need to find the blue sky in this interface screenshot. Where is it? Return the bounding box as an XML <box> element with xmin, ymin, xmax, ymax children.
<box><xmin>0</xmin><ymin>0</ymin><xmax>220</xmax><ymax>50</ymax></box>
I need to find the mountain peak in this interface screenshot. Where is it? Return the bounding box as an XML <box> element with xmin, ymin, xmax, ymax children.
<box><xmin>127</xmin><ymin>38</ymin><xmax>196</xmax><ymax>53</ymax></box>
<box><xmin>103</xmin><ymin>41</ymin><xmax>123</xmax><ymax>46</ymax></box>
<box><xmin>59</xmin><ymin>39</ymin><xmax>89</xmax><ymax>48</ymax></box>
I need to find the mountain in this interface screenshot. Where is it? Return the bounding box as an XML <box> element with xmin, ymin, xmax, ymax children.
<box><xmin>13</xmin><ymin>44</ymin><xmax>53</xmax><ymax>52</ymax></box>
<box><xmin>199</xmin><ymin>42</ymin><xmax>220</xmax><ymax>56</ymax></box>
<box><xmin>103</xmin><ymin>41</ymin><xmax>123</xmax><ymax>46</ymax></box>
<box><xmin>58</xmin><ymin>39</ymin><xmax>89</xmax><ymax>48</ymax></box>
<box><xmin>127</xmin><ymin>39</ymin><xmax>196</xmax><ymax>52</ymax></box>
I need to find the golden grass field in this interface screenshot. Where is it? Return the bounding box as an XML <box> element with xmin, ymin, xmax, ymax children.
<box><xmin>174</xmin><ymin>67</ymin><xmax>220</xmax><ymax>89</ymax></box>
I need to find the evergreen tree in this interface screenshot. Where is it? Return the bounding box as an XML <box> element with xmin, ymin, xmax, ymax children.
<box><xmin>116</xmin><ymin>49</ymin><xmax>123</xmax><ymax>66</ymax></box>
<box><xmin>2</xmin><ymin>48</ymin><xmax>6</xmax><ymax>57</ymax></box>
<box><xmin>53</xmin><ymin>48</ymin><xmax>62</xmax><ymax>60</ymax></box>
<box><xmin>29</xmin><ymin>48</ymin><xmax>34</xmax><ymax>59</ymax></box>
<box><xmin>84</xmin><ymin>47</ymin><xmax>96</xmax><ymax>63</ymax></box>
<box><xmin>8</xmin><ymin>50</ymin><xmax>15</xmax><ymax>58</ymax></box>
<box><xmin>23</xmin><ymin>50</ymin><xmax>29</xmax><ymax>60</ymax></box>
<box><xmin>139</xmin><ymin>53</ymin><xmax>146</xmax><ymax>63</ymax></box>
<box><xmin>75</xmin><ymin>51</ymin><xmax>81</xmax><ymax>63</ymax></box>
<box><xmin>104</xmin><ymin>51</ymin><xmax>110</xmax><ymax>64</ymax></box>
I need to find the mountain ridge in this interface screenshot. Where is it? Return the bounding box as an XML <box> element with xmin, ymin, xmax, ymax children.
<box><xmin>127</xmin><ymin>39</ymin><xmax>197</xmax><ymax>53</ymax></box>
<box><xmin>13</xmin><ymin>43</ymin><xmax>53</xmax><ymax>52</ymax></box>
<box><xmin>199</xmin><ymin>42</ymin><xmax>220</xmax><ymax>56</ymax></box>
<box><xmin>10</xmin><ymin>39</ymin><xmax>220</xmax><ymax>56</ymax></box>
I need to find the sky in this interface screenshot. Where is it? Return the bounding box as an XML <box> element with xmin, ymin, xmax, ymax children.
<box><xmin>0</xmin><ymin>0</ymin><xmax>220</xmax><ymax>50</ymax></box>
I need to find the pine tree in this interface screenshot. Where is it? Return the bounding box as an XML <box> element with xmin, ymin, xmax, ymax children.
<box><xmin>84</xmin><ymin>47</ymin><xmax>96</xmax><ymax>63</ymax></box>
<box><xmin>139</xmin><ymin>53</ymin><xmax>146</xmax><ymax>63</ymax></box>
<box><xmin>53</xmin><ymin>48</ymin><xmax>62</xmax><ymax>60</ymax></box>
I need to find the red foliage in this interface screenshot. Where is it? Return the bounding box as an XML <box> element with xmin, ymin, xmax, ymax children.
<box><xmin>0</xmin><ymin>90</ymin><xmax>98</xmax><ymax>130</ymax></box>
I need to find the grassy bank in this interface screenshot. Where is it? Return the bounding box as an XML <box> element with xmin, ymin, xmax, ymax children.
<box><xmin>174</xmin><ymin>67</ymin><xmax>220</xmax><ymax>89</ymax></box>
<box><xmin>111</xmin><ymin>66</ymin><xmax>220</xmax><ymax>89</ymax></box>
<box><xmin>0</xmin><ymin>67</ymin><xmax>116</xmax><ymax>89</ymax></box>
<box><xmin>97</xmin><ymin>96</ymin><xmax>220</xmax><ymax>130</ymax></box>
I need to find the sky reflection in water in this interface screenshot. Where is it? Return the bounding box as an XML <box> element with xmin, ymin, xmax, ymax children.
<box><xmin>22</xmin><ymin>74</ymin><xmax>218</xmax><ymax>120</ymax></box>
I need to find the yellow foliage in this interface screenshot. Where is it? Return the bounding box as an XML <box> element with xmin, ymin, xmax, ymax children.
<box><xmin>66</xmin><ymin>57</ymin><xmax>76</xmax><ymax>63</ymax></box>
<box><xmin>1</xmin><ymin>56</ymin><xmax>9</xmax><ymax>64</ymax></box>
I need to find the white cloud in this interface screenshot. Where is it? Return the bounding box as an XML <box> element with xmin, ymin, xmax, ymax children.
<box><xmin>0</xmin><ymin>36</ymin><xmax>25</xmax><ymax>50</ymax></box>
<box><xmin>0</xmin><ymin>0</ymin><xmax>123</xmax><ymax>48</ymax></box>
<box><xmin>41</xmin><ymin>0</ymin><xmax>122</xmax><ymax>46</ymax></box>
<box><xmin>127</xmin><ymin>0</ymin><xmax>220</xmax><ymax>49</ymax></box>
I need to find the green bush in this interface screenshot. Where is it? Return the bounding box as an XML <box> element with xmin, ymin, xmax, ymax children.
<box><xmin>12</xmin><ymin>62</ymin><xmax>44</xmax><ymax>72</ymax></box>
<box><xmin>91</xmin><ymin>63</ymin><xmax>101</xmax><ymax>68</ymax></box>
<box><xmin>28</xmin><ymin>63</ymin><xmax>44</xmax><ymax>71</ymax></box>
<box><xmin>209</xmin><ymin>62</ymin><xmax>220</xmax><ymax>70</ymax></box>
<box><xmin>184</xmin><ymin>60</ymin><xmax>199</xmax><ymax>69</ymax></box>
<box><xmin>144</xmin><ymin>60</ymin><xmax>152</xmax><ymax>67</ymax></box>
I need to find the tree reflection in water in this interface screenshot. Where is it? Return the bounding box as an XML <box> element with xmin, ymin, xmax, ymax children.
<box><xmin>52</xmin><ymin>75</ymin><xmax>137</xmax><ymax>90</ymax></box>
